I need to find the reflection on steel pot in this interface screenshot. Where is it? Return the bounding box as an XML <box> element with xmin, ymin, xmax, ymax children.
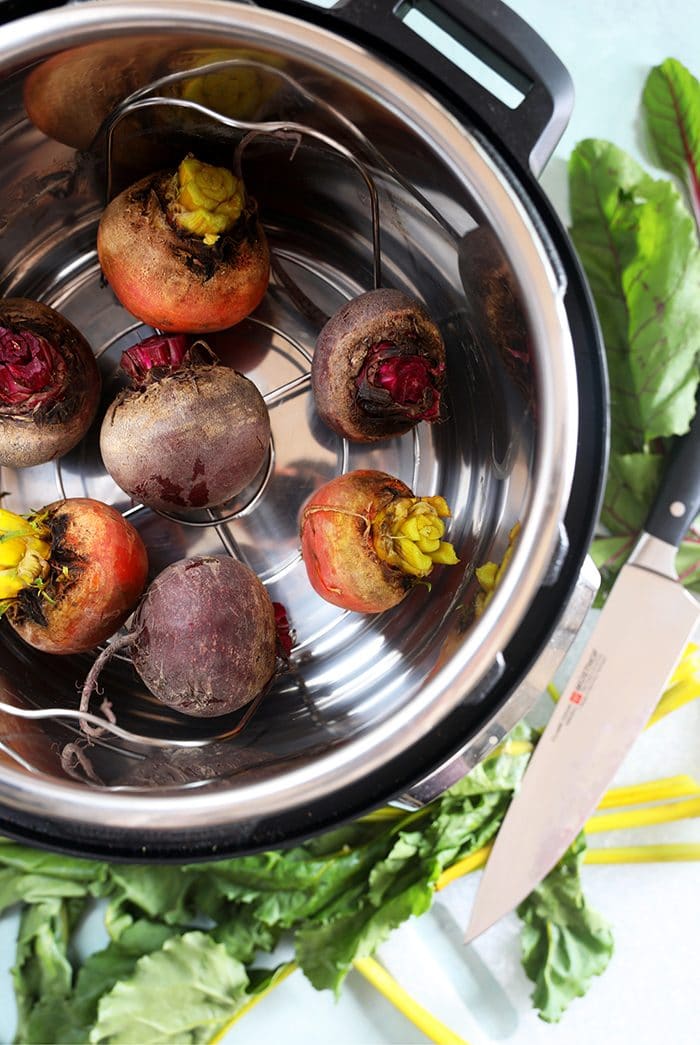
<box><xmin>0</xmin><ymin>0</ymin><xmax>607</xmax><ymax>860</ymax></box>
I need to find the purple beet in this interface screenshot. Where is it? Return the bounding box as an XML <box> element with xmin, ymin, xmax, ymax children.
<box><xmin>99</xmin><ymin>334</ymin><xmax>270</xmax><ymax>512</ymax></box>
<box><xmin>311</xmin><ymin>288</ymin><xmax>446</xmax><ymax>442</ymax></box>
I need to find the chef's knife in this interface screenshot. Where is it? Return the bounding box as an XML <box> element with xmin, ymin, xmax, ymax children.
<box><xmin>465</xmin><ymin>402</ymin><xmax>700</xmax><ymax>942</ymax></box>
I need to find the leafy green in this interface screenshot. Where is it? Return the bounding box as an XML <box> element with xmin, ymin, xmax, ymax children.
<box><xmin>568</xmin><ymin>138</ymin><xmax>700</xmax><ymax>597</ymax></box>
<box><xmin>0</xmin><ymin>724</ymin><xmax>598</xmax><ymax>1039</ymax></box>
<box><xmin>12</xmin><ymin>897</ymin><xmax>91</xmax><ymax>1044</ymax></box>
<box><xmin>0</xmin><ymin>722</ymin><xmax>616</xmax><ymax>1036</ymax></box>
<box><xmin>517</xmin><ymin>834</ymin><xmax>614</xmax><ymax>1023</ymax></box>
<box><xmin>642</xmin><ymin>58</ymin><xmax>700</xmax><ymax>230</ymax></box>
<box><xmin>89</xmin><ymin>932</ymin><xmax>250</xmax><ymax>1045</ymax></box>
<box><xmin>296</xmin><ymin>788</ymin><xmax>510</xmax><ymax>993</ymax></box>
<box><xmin>569</xmin><ymin>139</ymin><xmax>700</xmax><ymax>450</ymax></box>
<box><xmin>0</xmin><ymin>840</ymin><xmax>108</xmax><ymax>915</ymax></box>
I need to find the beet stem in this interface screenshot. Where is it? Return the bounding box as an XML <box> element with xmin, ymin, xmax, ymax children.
<box><xmin>79</xmin><ymin>630</ymin><xmax>138</xmax><ymax>737</ymax></box>
<box><xmin>121</xmin><ymin>334</ymin><xmax>188</xmax><ymax>383</ymax></box>
<box><xmin>0</xmin><ymin>327</ymin><xmax>66</xmax><ymax>409</ymax></box>
<box><xmin>217</xmin><ymin>675</ymin><xmax>273</xmax><ymax>741</ymax></box>
<box><xmin>355</xmin><ymin>342</ymin><xmax>443</xmax><ymax>422</ymax></box>
<box><xmin>233</xmin><ymin>128</ymin><xmax>303</xmax><ymax>181</ymax></box>
<box><xmin>60</xmin><ymin>741</ymin><xmax>102</xmax><ymax>783</ymax></box>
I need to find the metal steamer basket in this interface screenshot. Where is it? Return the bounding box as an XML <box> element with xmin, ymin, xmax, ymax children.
<box><xmin>0</xmin><ymin>0</ymin><xmax>607</xmax><ymax>858</ymax></box>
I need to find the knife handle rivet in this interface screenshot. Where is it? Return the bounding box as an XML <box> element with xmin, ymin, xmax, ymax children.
<box><xmin>669</xmin><ymin>500</ymin><xmax>686</xmax><ymax>518</ymax></box>
<box><xmin>488</xmin><ymin>734</ymin><xmax>499</xmax><ymax>746</ymax></box>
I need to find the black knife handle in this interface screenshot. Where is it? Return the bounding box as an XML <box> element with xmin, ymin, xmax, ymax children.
<box><xmin>645</xmin><ymin>399</ymin><xmax>700</xmax><ymax>549</ymax></box>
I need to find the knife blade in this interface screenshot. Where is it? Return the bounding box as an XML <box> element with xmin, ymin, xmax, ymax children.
<box><xmin>465</xmin><ymin>401</ymin><xmax>700</xmax><ymax>943</ymax></box>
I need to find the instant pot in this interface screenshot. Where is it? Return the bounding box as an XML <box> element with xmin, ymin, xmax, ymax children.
<box><xmin>0</xmin><ymin>0</ymin><xmax>607</xmax><ymax>859</ymax></box>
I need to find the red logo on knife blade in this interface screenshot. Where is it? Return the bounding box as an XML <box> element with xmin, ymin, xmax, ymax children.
<box><xmin>570</xmin><ymin>691</ymin><xmax>584</xmax><ymax>705</ymax></box>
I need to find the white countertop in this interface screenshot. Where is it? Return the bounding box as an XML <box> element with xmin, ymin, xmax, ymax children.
<box><xmin>1</xmin><ymin>2</ymin><xmax>699</xmax><ymax>1043</ymax></box>
<box><xmin>512</xmin><ymin>0</ymin><xmax>700</xmax><ymax>219</ymax></box>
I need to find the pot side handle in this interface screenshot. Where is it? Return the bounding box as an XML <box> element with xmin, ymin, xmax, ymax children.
<box><xmin>271</xmin><ymin>0</ymin><xmax>574</xmax><ymax>177</ymax></box>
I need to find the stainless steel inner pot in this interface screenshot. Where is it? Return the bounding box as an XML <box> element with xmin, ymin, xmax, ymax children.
<box><xmin>0</xmin><ymin>0</ymin><xmax>607</xmax><ymax>858</ymax></box>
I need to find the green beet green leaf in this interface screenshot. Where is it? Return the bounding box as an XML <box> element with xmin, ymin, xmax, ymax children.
<box><xmin>295</xmin><ymin>731</ymin><xmax>535</xmax><ymax>993</ymax></box>
<box><xmin>59</xmin><ymin>918</ymin><xmax>201</xmax><ymax>1040</ymax></box>
<box><xmin>212</xmin><ymin>906</ymin><xmax>279</xmax><ymax>964</ymax></box>
<box><xmin>367</xmin><ymin>831</ymin><xmax>427</xmax><ymax>908</ymax></box>
<box><xmin>642</xmin><ymin>58</ymin><xmax>700</xmax><ymax>230</ymax></box>
<box><xmin>89</xmin><ymin>931</ymin><xmax>250</xmax><ymax>1045</ymax></box>
<box><xmin>68</xmin><ymin>943</ymin><xmax>160</xmax><ymax>1038</ymax></box>
<box><xmin>296</xmin><ymin>879</ymin><xmax>434</xmax><ymax>992</ymax></box>
<box><xmin>675</xmin><ymin>533</ymin><xmax>700</xmax><ymax>587</ymax></box>
<box><xmin>105</xmin><ymin>864</ymin><xmax>197</xmax><ymax>925</ymax></box>
<box><xmin>0</xmin><ymin>867</ymin><xmax>92</xmax><ymax>916</ymax></box>
<box><xmin>414</xmin><ymin>791</ymin><xmax>509</xmax><ymax>875</ymax></box>
<box><xmin>12</xmin><ymin>897</ymin><xmax>89</xmax><ymax>1044</ymax></box>
<box><xmin>589</xmin><ymin>533</ymin><xmax>635</xmax><ymax>573</ymax></box>
<box><xmin>569</xmin><ymin>138</ymin><xmax>700</xmax><ymax>451</ymax></box>
<box><xmin>103</xmin><ymin>908</ymin><xmax>180</xmax><ymax>955</ymax></box>
<box><xmin>20</xmin><ymin>942</ymin><xmax>154</xmax><ymax>1045</ymax></box>
<box><xmin>0</xmin><ymin>838</ymin><xmax>105</xmax><ymax>882</ymax></box>
<box><xmin>568</xmin><ymin>138</ymin><xmax>700</xmax><ymax>596</ymax></box>
<box><xmin>0</xmin><ymin>843</ymin><xmax>107</xmax><ymax>914</ymax></box>
<box><xmin>517</xmin><ymin>833</ymin><xmax>614</xmax><ymax>1023</ymax></box>
<box><xmin>598</xmin><ymin>451</ymin><xmax>665</xmax><ymax>534</ymax></box>
<box><xmin>188</xmin><ymin>843</ymin><xmax>377</xmax><ymax>929</ymax></box>
<box><xmin>0</xmin><ymin>724</ymin><xmax>600</xmax><ymax>1041</ymax></box>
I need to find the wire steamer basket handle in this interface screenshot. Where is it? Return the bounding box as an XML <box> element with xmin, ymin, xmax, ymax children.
<box><xmin>267</xmin><ymin>0</ymin><xmax>574</xmax><ymax>177</ymax></box>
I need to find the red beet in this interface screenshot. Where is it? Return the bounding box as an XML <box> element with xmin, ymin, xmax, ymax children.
<box><xmin>0</xmin><ymin>298</ymin><xmax>101</xmax><ymax>468</ymax></box>
<box><xmin>80</xmin><ymin>555</ymin><xmax>279</xmax><ymax>719</ymax></box>
<box><xmin>100</xmin><ymin>334</ymin><xmax>270</xmax><ymax>512</ymax></box>
<box><xmin>311</xmin><ymin>289</ymin><xmax>446</xmax><ymax>442</ymax></box>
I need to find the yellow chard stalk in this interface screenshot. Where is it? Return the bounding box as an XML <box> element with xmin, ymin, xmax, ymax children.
<box><xmin>373</xmin><ymin>495</ymin><xmax>459</xmax><ymax>578</ymax></box>
<box><xmin>646</xmin><ymin>641</ymin><xmax>700</xmax><ymax>726</ymax></box>
<box><xmin>170</xmin><ymin>155</ymin><xmax>244</xmax><ymax>245</ymax></box>
<box><xmin>0</xmin><ymin>508</ymin><xmax>51</xmax><ymax>608</ymax></box>
<box><xmin>474</xmin><ymin>521</ymin><xmax>521</xmax><ymax>617</ymax></box>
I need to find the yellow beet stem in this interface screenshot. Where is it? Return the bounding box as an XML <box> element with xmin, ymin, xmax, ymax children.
<box><xmin>0</xmin><ymin>508</ymin><xmax>41</xmax><ymax>538</ymax></box>
<box><xmin>207</xmin><ymin>961</ymin><xmax>299</xmax><ymax>1044</ymax></box>
<box><xmin>598</xmin><ymin>775</ymin><xmax>700</xmax><ymax>809</ymax></box>
<box><xmin>645</xmin><ymin>642</ymin><xmax>700</xmax><ymax>727</ymax></box>
<box><xmin>373</xmin><ymin>495</ymin><xmax>459</xmax><ymax>578</ymax></box>
<box><xmin>585</xmin><ymin>797</ymin><xmax>700</xmax><ymax>833</ymax></box>
<box><xmin>475</xmin><ymin>561</ymin><xmax>498</xmax><ymax>589</ymax></box>
<box><xmin>474</xmin><ymin>520</ymin><xmax>521</xmax><ymax>617</ymax></box>
<box><xmin>432</xmin><ymin>542</ymin><xmax>460</xmax><ymax>565</ymax></box>
<box><xmin>0</xmin><ymin>508</ymin><xmax>51</xmax><ymax>603</ymax></box>
<box><xmin>584</xmin><ymin>844</ymin><xmax>700</xmax><ymax>864</ymax></box>
<box><xmin>354</xmin><ymin>957</ymin><xmax>470</xmax><ymax>1045</ymax></box>
<box><xmin>170</xmin><ymin>155</ymin><xmax>243</xmax><ymax>244</ymax></box>
<box><xmin>0</xmin><ymin>537</ymin><xmax>30</xmax><ymax>567</ymax></box>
